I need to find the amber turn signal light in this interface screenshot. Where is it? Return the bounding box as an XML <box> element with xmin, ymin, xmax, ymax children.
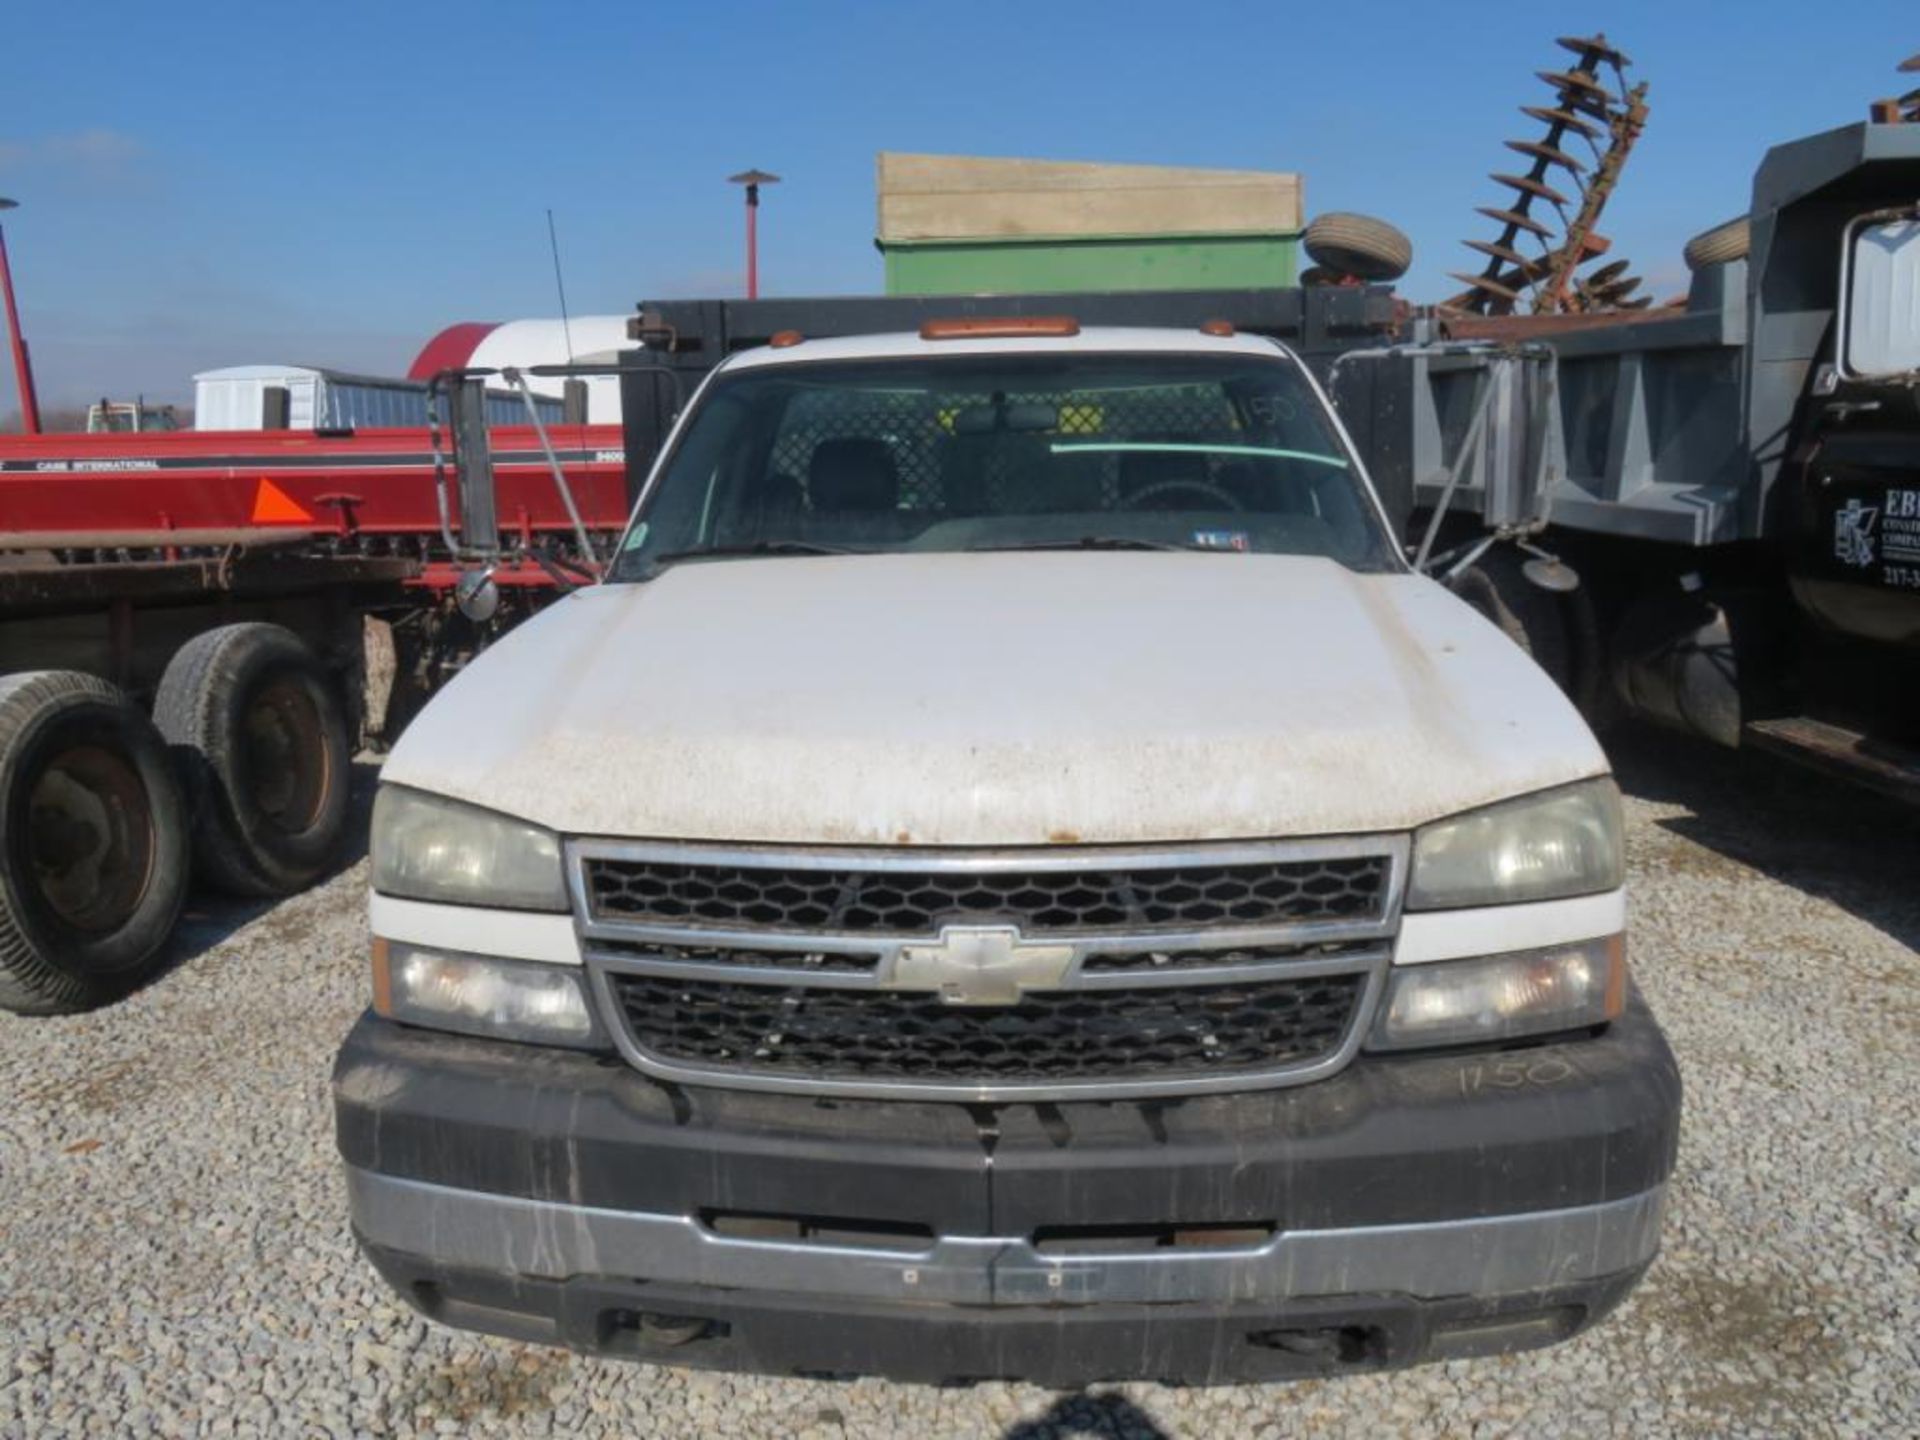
<box><xmin>919</xmin><ymin>316</ymin><xmax>1081</xmax><ymax>341</ymax></box>
<box><xmin>370</xmin><ymin>936</ymin><xmax>393</xmax><ymax>1016</ymax></box>
<box><xmin>1603</xmin><ymin>932</ymin><xmax>1629</xmax><ymax>1020</ymax></box>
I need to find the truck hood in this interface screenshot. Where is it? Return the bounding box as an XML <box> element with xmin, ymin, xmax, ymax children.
<box><xmin>384</xmin><ymin>553</ymin><xmax>1608</xmax><ymax>844</ymax></box>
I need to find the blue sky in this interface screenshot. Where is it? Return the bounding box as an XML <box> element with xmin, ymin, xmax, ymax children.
<box><xmin>1</xmin><ymin>1</ymin><xmax>1913</xmax><ymax>410</ymax></box>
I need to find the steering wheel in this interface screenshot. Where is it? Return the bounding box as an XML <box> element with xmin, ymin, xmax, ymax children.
<box><xmin>1124</xmin><ymin>479</ymin><xmax>1243</xmax><ymax>511</ymax></box>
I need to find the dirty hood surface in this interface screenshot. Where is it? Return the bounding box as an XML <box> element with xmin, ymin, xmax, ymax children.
<box><xmin>384</xmin><ymin>553</ymin><xmax>1608</xmax><ymax>844</ymax></box>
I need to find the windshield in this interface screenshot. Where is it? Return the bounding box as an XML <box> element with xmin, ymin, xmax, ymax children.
<box><xmin>609</xmin><ymin>350</ymin><xmax>1398</xmax><ymax>579</ymax></box>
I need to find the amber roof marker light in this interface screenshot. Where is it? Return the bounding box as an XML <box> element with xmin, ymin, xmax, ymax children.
<box><xmin>767</xmin><ymin>329</ymin><xmax>805</xmax><ymax>348</ymax></box>
<box><xmin>1200</xmin><ymin>319</ymin><xmax>1237</xmax><ymax>337</ymax></box>
<box><xmin>919</xmin><ymin>316</ymin><xmax>1081</xmax><ymax>341</ymax></box>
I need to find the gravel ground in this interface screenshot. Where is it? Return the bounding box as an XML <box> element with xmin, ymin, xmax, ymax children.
<box><xmin>2</xmin><ymin>734</ymin><xmax>1916</xmax><ymax>1439</ymax></box>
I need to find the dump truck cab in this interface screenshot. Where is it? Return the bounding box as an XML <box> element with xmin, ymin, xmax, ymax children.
<box><xmin>84</xmin><ymin>398</ymin><xmax>179</xmax><ymax>433</ymax></box>
<box><xmin>1761</xmin><ymin>124</ymin><xmax>1920</xmax><ymax>651</ymax></box>
<box><xmin>334</xmin><ymin>321</ymin><xmax>1679</xmax><ymax>1385</ymax></box>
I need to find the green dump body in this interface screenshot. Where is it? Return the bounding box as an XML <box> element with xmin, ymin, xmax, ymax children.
<box><xmin>884</xmin><ymin>234</ymin><xmax>1298</xmax><ymax>294</ymax></box>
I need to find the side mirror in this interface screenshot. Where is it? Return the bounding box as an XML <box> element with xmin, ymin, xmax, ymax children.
<box><xmin>1521</xmin><ymin>555</ymin><xmax>1581</xmax><ymax>593</ymax></box>
<box><xmin>454</xmin><ymin>568</ymin><xmax>501</xmax><ymax>623</ymax></box>
<box><xmin>449</xmin><ymin>379</ymin><xmax>499</xmax><ymax>555</ymax></box>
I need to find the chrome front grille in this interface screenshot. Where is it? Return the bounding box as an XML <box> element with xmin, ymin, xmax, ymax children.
<box><xmin>571</xmin><ymin>837</ymin><xmax>1406</xmax><ymax>1102</ymax></box>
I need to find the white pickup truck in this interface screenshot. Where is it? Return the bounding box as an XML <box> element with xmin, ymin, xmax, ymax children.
<box><xmin>332</xmin><ymin>319</ymin><xmax>1680</xmax><ymax>1386</ymax></box>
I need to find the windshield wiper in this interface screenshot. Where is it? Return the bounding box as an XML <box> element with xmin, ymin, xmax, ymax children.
<box><xmin>646</xmin><ymin>540</ymin><xmax>856</xmax><ymax>568</ymax></box>
<box><xmin>967</xmin><ymin>536</ymin><xmax>1195</xmax><ymax>553</ymax></box>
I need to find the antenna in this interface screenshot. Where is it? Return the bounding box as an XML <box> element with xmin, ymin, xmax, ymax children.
<box><xmin>546</xmin><ymin>208</ymin><xmax>575</xmax><ymax>362</ymax></box>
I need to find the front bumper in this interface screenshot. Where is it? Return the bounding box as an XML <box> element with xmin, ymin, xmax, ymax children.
<box><xmin>334</xmin><ymin>995</ymin><xmax>1680</xmax><ymax>1385</ymax></box>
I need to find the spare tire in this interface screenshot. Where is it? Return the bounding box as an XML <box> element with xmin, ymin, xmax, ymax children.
<box><xmin>0</xmin><ymin>670</ymin><xmax>190</xmax><ymax>1014</ymax></box>
<box><xmin>154</xmin><ymin>623</ymin><xmax>351</xmax><ymax>897</ymax></box>
<box><xmin>1303</xmin><ymin>213</ymin><xmax>1413</xmax><ymax>282</ymax></box>
<box><xmin>1683</xmin><ymin>216</ymin><xmax>1749</xmax><ymax>271</ymax></box>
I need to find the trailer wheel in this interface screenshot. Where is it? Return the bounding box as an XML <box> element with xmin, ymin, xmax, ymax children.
<box><xmin>0</xmin><ymin>671</ymin><xmax>190</xmax><ymax>1015</ymax></box>
<box><xmin>155</xmin><ymin>624</ymin><xmax>351</xmax><ymax>898</ymax></box>
<box><xmin>1303</xmin><ymin>213</ymin><xmax>1413</xmax><ymax>282</ymax></box>
<box><xmin>1683</xmin><ymin>217</ymin><xmax>1749</xmax><ymax>270</ymax></box>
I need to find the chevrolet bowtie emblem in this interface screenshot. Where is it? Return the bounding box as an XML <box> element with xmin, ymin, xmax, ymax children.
<box><xmin>886</xmin><ymin>926</ymin><xmax>1076</xmax><ymax>1006</ymax></box>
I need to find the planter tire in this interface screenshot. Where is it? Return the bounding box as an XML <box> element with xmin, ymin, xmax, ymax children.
<box><xmin>154</xmin><ymin>624</ymin><xmax>351</xmax><ymax>898</ymax></box>
<box><xmin>0</xmin><ymin>670</ymin><xmax>190</xmax><ymax>1015</ymax></box>
<box><xmin>1303</xmin><ymin>213</ymin><xmax>1414</xmax><ymax>282</ymax></box>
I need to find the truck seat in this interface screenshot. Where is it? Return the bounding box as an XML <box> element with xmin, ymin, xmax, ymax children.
<box><xmin>808</xmin><ymin>438</ymin><xmax>900</xmax><ymax>513</ymax></box>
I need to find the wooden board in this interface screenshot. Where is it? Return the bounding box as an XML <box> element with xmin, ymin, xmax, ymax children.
<box><xmin>877</xmin><ymin>152</ymin><xmax>1302</xmax><ymax>243</ymax></box>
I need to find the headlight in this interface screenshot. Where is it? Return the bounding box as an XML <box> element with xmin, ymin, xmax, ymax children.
<box><xmin>1408</xmin><ymin>778</ymin><xmax>1622</xmax><ymax>910</ymax></box>
<box><xmin>1367</xmin><ymin>935</ymin><xmax>1625</xmax><ymax>1051</ymax></box>
<box><xmin>372</xmin><ymin>940</ymin><xmax>598</xmax><ymax>1047</ymax></box>
<box><xmin>371</xmin><ymin>785</ymin><xmax>566</xmax><ymax>911</ymax></box>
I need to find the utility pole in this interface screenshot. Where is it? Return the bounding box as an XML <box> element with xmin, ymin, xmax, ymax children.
<box><xmin>0</xmin><ymin>198</ymin><xmax>41</xmax><ymax>434</ymax></box>
<box><xmin>727</xmin><ymin>170</ymin><xmax>780</xmax><ymax>300</ymax></box>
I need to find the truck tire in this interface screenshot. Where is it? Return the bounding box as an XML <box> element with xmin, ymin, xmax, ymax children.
<box><xmin>1683</xmin><ymin>217</ymin><xmax>1749</xmax><ymax>270</ymax></box>
<box><xmin>1303</xmin><ymin>213</ymin><xmax>1413</xmax><ymax>282</ymax></box>
<box><xmin>0</xmin><ymin>671</ymin><xmax>190</xmax><ymax>1015</ymax></box>
<box><xmin>1452</xmin><ymin>551</ymin><xmax>1574</xmax><ymax>692</ymax></box>
<box><xmin>154</xmin><ymin>624</ymin><xmax>351</xmax><ymax>898</ymax></box>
